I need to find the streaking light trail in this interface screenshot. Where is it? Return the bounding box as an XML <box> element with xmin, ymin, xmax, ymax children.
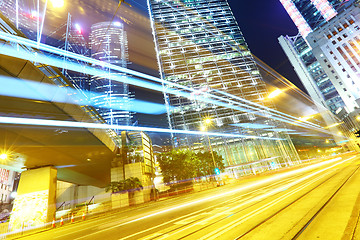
<box><xmin>0</xmin><ymin>32</ymin><xmax>331</xmax><ymax>133</ymax></box>
<box><xmin>0</xmin><ymin>116</ymin><xmax>284</xmax><ymax>141</ymax></box>
<box><xmin>72</xmin><ymin>155</ymin><xmax>355</xmax><ymax>240</ymax></box>
<box><xmin>0</xmin><ymin>76</ymin><xmax>168</xmax><ymax>115</ymax></box>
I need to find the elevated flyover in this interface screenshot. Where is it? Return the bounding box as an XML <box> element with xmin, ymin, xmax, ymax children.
<box><xmin>0</xmin><ymin>12</ymin><xmax>119</xmax><ymax>230</ymax></box>
<box><xmin>0</xmin><ymin>13</ymin><xmax>118</xmax><ymax>187</ymax></box>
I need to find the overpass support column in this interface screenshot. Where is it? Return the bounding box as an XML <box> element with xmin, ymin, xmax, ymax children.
<box><xmin>9</xmin><ymin>167</ymin><xmax>57</xmax><ymax>231</ymax></box>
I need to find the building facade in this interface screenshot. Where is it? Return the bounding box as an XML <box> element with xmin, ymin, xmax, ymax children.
<box><xmin>90</xmin><ymin>21</ymin><xmax>133</xmax><ymax>127</ymax></box>
<box><xmin>307</xmin><ymin>4</ymin><xmax>360</xmax><ymax>112</ymax></box>
<box><xmin>279</xmin><ymin>35</ymin><xmax>345</xmax><ymax>114</ymax></box>
<box><xmin>279</xmin><ymin>0</ymin><xmax>359</xmax><ymax>114</ymax></box>
<box><xmin>147</xmin><ymin>0</ymin><xmax>299</xmax><ymax>169</ymax></box>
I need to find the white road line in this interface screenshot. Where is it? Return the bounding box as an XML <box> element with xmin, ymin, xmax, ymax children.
<box><xmin>71</xmin><ymin>156</ymin><xmax>350</xmax><ymax>240</ymax></box>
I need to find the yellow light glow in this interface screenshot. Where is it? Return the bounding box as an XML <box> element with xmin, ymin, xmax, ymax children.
<box><xmin>267</xmin><ymin>89</ymin><xmax>283</xmax><ymax>99</ymax></box>
<box><xmin>357</xmin><ymin>116</ymin><xmax>360</xmax><ymax>121</ymax></box>
<box><xmin>324</xmin><ymin>122</ymin><xmax>342</xmax><ymax>129</ymax></box>
<box><xmin>325</xmin><ymin>139</ymin><xmax>330</xmax><ymax>144</ymax></box>
<box><xmin>338</xmin><ymin>131</ymin><xmax>343</xmax><ymax>135</ymax></box>
<box><xmin>204</xmin><ymin>118</ymin><xmax>212</xmax><ymax>125</ymax></box>
<box><xmin>299</xmin><ymin>115</ymin><xmax>313</xmax><ymax>122</ymax></box>
<box><xmin>200</xmin><ymin>126</ymin><xmax>206</xmax><ymax>132</ymax></box>
<box><xmin>50</xmin><ymin>0</ymin><xmax>64</xmax><ymax>8</ymax></box>
<box><xmin>0</xmin><ymin>153</ymin><xmax>7</xmax><ymax>160</ymax></box>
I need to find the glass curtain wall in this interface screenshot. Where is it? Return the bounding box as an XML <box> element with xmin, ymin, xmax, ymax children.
<box><xmin>147</xmin><ymin>0</ymin><xmax>300</xmax><ymax>169</ymax></box>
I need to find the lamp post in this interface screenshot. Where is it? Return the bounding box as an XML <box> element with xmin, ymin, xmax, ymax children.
<box><xmin>201</xmin><ymin>118</ymin><xmax>217</xmax><ymax>170</ymax></box>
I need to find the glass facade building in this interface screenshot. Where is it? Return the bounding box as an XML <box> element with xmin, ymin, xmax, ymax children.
<box><xmin>279</xmin><ymin>0</ymin><xmax>352</xmax><ymax>114</ymax></box>
<box><xmin>280</xmin><ymin>35</ymin><xmax>345</xmax><ymax>113</ymax></box>
<box><xmin>147</xmin><ymin>0</ymin><xmax>299</xmax><ymax>169</ymax></box>
<box><xmin>90</xmin><ymin>22</ymin><xmax>133</xmax><ymax>127</ymax></box>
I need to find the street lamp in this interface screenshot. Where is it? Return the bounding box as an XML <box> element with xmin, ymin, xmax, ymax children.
<box><xmin>267</xmin><ymin>89</ymin><xmax>283</xmax><ymax>99</ymax></box>
<box><xmin>201</xmin><ymin>118</ymin><xmax>217</xmax><ymax>171</ymax></box>
<box><xmin>0</xmin><ymin>153</ymin><xmax>7</xmax><ymax>160</ymax></box>
<box><xmin>50</xmin><ymin>0</ymin><xmax>65</xmax><ymax>8</ymax></box>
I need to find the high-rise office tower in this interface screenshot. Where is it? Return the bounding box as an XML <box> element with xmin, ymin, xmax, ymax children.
<box><xmin>279</xmin><ymin>0</ymin><xmax>350</xmax><ymax>38</ymax></box>
<box><xmin>306</xmin><ymin>4</ymin><xmax>360</xmax><ymax>112</ymax></box>
<box><xmin>279</xmin><ymin>0</ymin><xmax>357</xmax><ymax>115</ymax></box>
<box><xmin>279</xmin><ymin>35</ymin><xmax>345</xmax><ymax>114</ymax></box>
<box><xmin>147</xmin><ymin>0</ymin><xmax>299</xmax><ymax>167</ymax></box>
<box><xmin>90</xmin><ymin>21</ymin><xmax>132</xmax><ymax>127</ymax></box>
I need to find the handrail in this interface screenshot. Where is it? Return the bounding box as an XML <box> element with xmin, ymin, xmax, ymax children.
<box><xmin>56</xmin><ymin>201</ymin><xmax>66</xmax><ymax>211</ymax></box>
<box><xmin>87</xmin><ymin>196</ymin><xmax>95</xmax><ymax>205</ymax></box>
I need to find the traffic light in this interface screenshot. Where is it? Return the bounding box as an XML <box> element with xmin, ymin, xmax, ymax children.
<box><xmin>214</xmin><ymin>168</ymin><xmax>220</xmax><ymax>175</ymax></box>
<box><xmin>355</xmin><ymin>130</ymin><xmax>360</xmax><ymax>138</ymax></box>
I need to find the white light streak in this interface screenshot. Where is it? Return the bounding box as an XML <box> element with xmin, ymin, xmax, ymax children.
<box><xmin>0</xmin><ymin>116</ymin><xmax>284</xmax><ymax>141</ymax></box>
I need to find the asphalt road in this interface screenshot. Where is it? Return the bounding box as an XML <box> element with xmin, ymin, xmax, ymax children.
<box><xmin>11</xmin><ymin>153</ymin><xmax>360</xmax><ymax>240</ymax></box>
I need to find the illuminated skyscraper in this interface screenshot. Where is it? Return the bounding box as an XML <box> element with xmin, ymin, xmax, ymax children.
<box><xmin>90</xmin><ymin>21</ymin><xmax>132</xmax><ymax>127</ymax></box>
<box><xmin>279</xmin><ymin>0</ymin><xmax>355</xmax><ymax>114</ymax></box>
<box><xmin>279</xmin><ymin>0</ymin><xmax>349</xmax><ymax>38</ymax></box>
<box><xmin>148</xmin><ymin>0</ymin><xmax>299</xmax><ymax>168</ymax></box>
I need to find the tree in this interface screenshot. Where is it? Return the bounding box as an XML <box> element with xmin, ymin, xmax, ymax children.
<box><xmin>157</xmin><ymin>149</ymin><xmax>225</xmax><ymax>182</ymax></box>
<box><xmin>195</xmin><ymin>151</ymin><xmax>225</xmax><ymax>176</ymax></box>
<box><xmin>157</xmin><ymin>149</ymin><xmax>198</xmax><ymax>182</ymax></box>
<box><xmin>105</xmin><ymin>177</ymin><xmax>143</xmax><ymax>193</ymax></box>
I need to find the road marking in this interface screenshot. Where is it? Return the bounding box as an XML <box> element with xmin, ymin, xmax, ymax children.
<box><xmin>72</xmin><ymin>156</ymin><xmax>349</xmax><ymax>240</ymax></box>
<box><xmin>200</xmin><ymin>156</ymin><xmax>357</xmax><ymax>240</ymax></box>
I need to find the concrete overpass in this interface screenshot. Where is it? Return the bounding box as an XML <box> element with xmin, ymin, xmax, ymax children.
<box><xmin>0</xmin><ymin>13</ymin><xmax>117</xmax><ymax>187</ymax></box>
<box><xmin>0</xmin><ymin>13</ymin><xmax>119</xmax><ymax>231</ymax></box>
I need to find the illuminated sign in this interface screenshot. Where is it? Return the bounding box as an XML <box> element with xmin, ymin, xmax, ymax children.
<box><xmin>0</xmin><ymin>168</ymin><xmax>9</xmax><ymax>183</ymax></box>
<box><xmin>9</xmin><ymin>190</ymin><xmax>49</xmax><ymax>231</ymax></box>
<box><xmin>279</xmin><ymin>0</ymin><xmax>312</xmax><ymax>38</ymax></box>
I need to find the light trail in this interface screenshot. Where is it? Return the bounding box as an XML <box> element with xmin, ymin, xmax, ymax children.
<box><xmin>71</xmin><ymin>155</ymin><xmax>355</xmax><ymax>240</ymax></box>
<box><xmin>146</xmin><ymin>1</ymin><xmax>333</xmax><ymax>133</ymax></box>
<box><xmin>0</xmin><ymin>32</ymin><xmax>333</xmax><ymax>134</ymax></box>
<box><xmin>0</xmin><ymin>76</ymin><xmax>168</xmax><ymax>115</ymax></box>
<box><xmin>0</xmin><ymin>116</ymin><xmax>285</xmax><ymax>140</ymax></box>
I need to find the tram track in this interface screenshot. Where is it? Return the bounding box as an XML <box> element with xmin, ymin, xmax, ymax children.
<box><xmin>134</xmin><ymin>156</ymin><xmax>359</xmax><ymax>240</ymax></box>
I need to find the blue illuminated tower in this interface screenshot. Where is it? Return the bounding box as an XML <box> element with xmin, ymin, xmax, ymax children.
<box><xmin>90</xmin><ymin>21</ymin><xmax>132</xmax><ymax>127</ymax></box>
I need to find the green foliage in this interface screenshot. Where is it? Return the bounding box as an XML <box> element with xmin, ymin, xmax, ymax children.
<box><xmin>157</xmin><ymin>149</ymin><xmax>225</xmax><ymax>182</ymax></box>
<box><xmin>195</xmin><ymin>151</ymin><xmax>225</xmax><ymax>176</ymax></box>
<box><xmin>105</xmin><ymin>177</ymin><xmax>143</xmax><ymax>193</ymax></box>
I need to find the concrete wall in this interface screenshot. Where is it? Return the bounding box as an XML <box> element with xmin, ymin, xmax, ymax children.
<box><xmin>9</xmin><ymin>167</ymin><xmax>57</xmax><ymax>231</ymax></box>
<box><xmin>56</xmin><ymin>181</ymin><xmax>110</xmax><ymax>210</ymax></box>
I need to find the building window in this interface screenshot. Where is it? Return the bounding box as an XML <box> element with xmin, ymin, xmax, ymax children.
<box><xmin>344</xmin><ymin>23</ymin><xmax>349</xmax><ymax>28</ymax></box>
<box><xmin>332</xmin><ymin>30</ymin><xmax>337</xmax><ymax>35</ymax></box>
<box><xmin>343</xmin><ymin>34</ymin><xmax>348</xmax><ymax>38</ymax></box>
<box><xmin>355</xmin><ymin>26</ymin><xmax>360</xmax><ymax>31</ymax></box>
<box><xmin>338</xmin><ymin>27</ymin><xmax>343</xmax><ymax>32</ymax></box>
<box><xmin>335</xmin><ymin>76</ymin><xmax>339</xmax><ymax>79</ymax></box>
<box><xmin>337</xmin><ymin>37</ymin><xmax>342</xmax><ymax>41</ymax></box>
<box><xmin>343</xmin><ymin>88</ymin><xmax>347</xmax><ymax>91</ymax></box>
<box><xmin>332</xmin><ymin>40</ymin><xmax>336</xmax><ymax>45</ymax></box>
<box><xmin>349</xmin><ymin>19</ymin><xmax>355</xmax><ymax>25</ymax></box>
<box><xmin>327</xmin><ymin>34</ymin><xmax>332</xmax><ymax>39</ymax></box>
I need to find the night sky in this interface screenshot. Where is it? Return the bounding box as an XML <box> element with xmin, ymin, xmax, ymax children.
<box><xmin>132</xmin><ymin>0</ymin><xmax>305</xmax><ymax>91</ymax></box>
<box><xmin>227</xmin><ymin>0</ymin><xmax>304</xmax><ymax>91</ymax></box>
